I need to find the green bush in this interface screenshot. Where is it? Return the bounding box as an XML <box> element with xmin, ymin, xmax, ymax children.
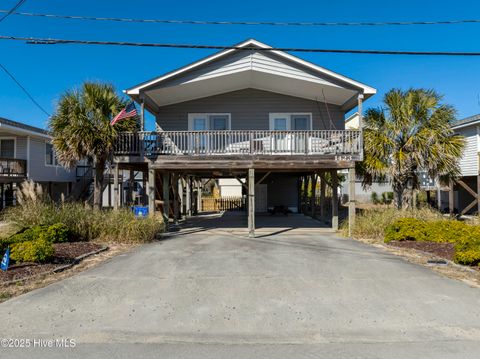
<box><xmin>454</xmin><ymin>233</ymin><xmax>480</xmax><ymax>266</ymax></box>
<box><xmin>341</xmin><ymin>207</ymin><xmax>444</xmax><ymax>241</ymax></box>
<box><xmin>371</xmin><ymin>192</ymin><xmax>379</xmax><ymax>204</ymax></box>
<box><xmin>384</xmin><ymin>218</ymin><xmax>427</xmax><ymax>242</ymax></box>
<box><xmin>10</xmin><ymin>239</ymin><xmax>54</xmax><ymax>263</ymax></box>
<box><xmin>46</xmin><ymin>223</ymin><xmax>70</xmax><ymax>243</ymax></box>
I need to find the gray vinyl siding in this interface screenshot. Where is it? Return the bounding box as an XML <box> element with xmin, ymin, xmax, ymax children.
<box><xmin>157</xmin><ymin>89</ymin><xmax>345</xmax><ymax>131</ymax></box>
<box><xmin>28</xmin><ymin>137</ymin><xmax>76</xmax><ymax>182</ymax></box>
<box><xmin>455</xmin><ymin>125</ymin><xmax>478</xmax><ymax>177</ymax></box>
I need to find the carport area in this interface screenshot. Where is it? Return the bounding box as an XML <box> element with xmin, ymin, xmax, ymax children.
<box><xmin>172</xmin><ymin>211</ymin><xmax>333</xmax><ymax>237</ymax></box>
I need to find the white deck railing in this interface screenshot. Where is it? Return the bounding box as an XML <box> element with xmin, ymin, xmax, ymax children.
<box><xmin>114</xmin><ymin>130</ymin><xmax>362</xmax><ymax>157</ymax></box>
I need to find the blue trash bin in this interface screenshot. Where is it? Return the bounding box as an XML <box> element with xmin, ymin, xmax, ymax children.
<box><xmin>133</xmin><ymin>206</ymin><xmax>149</xmax><ymax>218</ymax></box>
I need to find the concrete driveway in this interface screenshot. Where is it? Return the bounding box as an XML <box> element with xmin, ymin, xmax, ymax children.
<box><xmin>1</xmin><ymin>213</ymin><xmax>480</xmax><ymax>358</ymax></box>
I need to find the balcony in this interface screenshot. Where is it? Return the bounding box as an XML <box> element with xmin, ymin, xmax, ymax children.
<box><xmin>114</xmin><ymin>130</ymin><xmax>362</xmax><ymax>161</ymax></box>
<box><xmin>0</xmin><ymin>158</ymin><xmax>27</xmax><ymax>180</ymax></box>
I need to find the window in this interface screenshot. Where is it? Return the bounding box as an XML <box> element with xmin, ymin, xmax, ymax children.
<box><xmin>45</xmin><ymin>142</ymin><xmax>57</xmax><ymax>166</ymax></box>
<box><xmin>188</xmin><ymin>113</ymin><xmax>231</xmax><ymax>131</ymax></box>
<box><xmin>269</xmin><ymin>113</ymin><xmax>312</xmax><ymax>131</ymax></box>
<box><xmin>0</xmin><ymin>139</ymin><xmax>15</xmax><ymax>158</ymax></box>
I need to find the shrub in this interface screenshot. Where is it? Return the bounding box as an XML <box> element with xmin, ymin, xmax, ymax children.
<box><xmin>341</xmin><ymin>207</ymin><xmax>444</xmax><ymax>241</ymax></box>
<box><xmin>371</xmin><ymin>192</ymin><xmax>379</xmax><ymax>204</ymax></box>
<box><xmin>453</xmin><ymin>232</ymin><xmax>480</xmax><ymax>266</ymax></box>
<box><xmin>46</xmin><ymin>223</ymin><xmax>70</xmax><ymax>243</ymax></box>
<box><xmin>10</xmin><ymin>239</ymin><xmax>54</xmax><ymax>263</ymax></box>
<box><xmin>384</xmin><ymin>218</ymin><xmax>427</xmax><ymax>242</ymax></box>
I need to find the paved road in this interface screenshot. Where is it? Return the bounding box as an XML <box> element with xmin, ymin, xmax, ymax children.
<box><xmin>1</xmin><ymin>214</ymin><xmax>480</xmax><ymax>358</ymax></box>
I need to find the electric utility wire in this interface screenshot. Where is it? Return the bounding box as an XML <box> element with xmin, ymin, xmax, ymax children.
<box><xmin>1</xmin><ymin>10</ymin><xmax>479</xmax><ymax>27</ymax></box>
<box><xmin>1</xmin><ymin>35</ymin><xmax>480</xmax><ymax>56</ymax></box>
<box><xmin>0</xmin><ymin>0</ymin><xmax>27</xmax><ymax>23</ymax></box>
<box><xmin>0</xmin><ymin>63</ymin><xmax>51</xmax><ymax>117</ymax></box>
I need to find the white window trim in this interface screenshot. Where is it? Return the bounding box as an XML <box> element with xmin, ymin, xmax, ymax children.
<box><xmin>188</xmin><ymin>113</ymin><xmax>231</xmax><ymax>131</ymax></box>
<box><xmin>0</xmin><ymin>137</ymin><xmax>17</xmax><ymax>158</ymax></box>
<box><xmin>45</xmin><ymin>141</ymin><xmax>59</xmax><ymax>167</ymax></box>
<box><xmin>268</xmin><ymin>113</ymin><xmax>313</xmax><ymax>131</ymax></box>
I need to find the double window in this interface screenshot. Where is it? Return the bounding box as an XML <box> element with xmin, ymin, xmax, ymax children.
<box><xmin>188</xmin><ymin>113</ymin><xmax>231</xmax><ymax>131</ymax></box>
<box><xmin>0</xmin><ymin>138</ymin><xmax>15</xmax><ymax>158</ymax></box>
<box><xmin>269</xmin><ymin>113</ymin><xmax>312</xmax><ymax>131</ymax></box>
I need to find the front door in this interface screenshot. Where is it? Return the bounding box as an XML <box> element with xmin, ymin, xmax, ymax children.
<box><xmin>255</xmin><ymin>184</ymin><xmax>268</xmax><ymax>213</ymax></box>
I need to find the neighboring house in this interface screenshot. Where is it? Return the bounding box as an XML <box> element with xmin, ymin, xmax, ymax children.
<box><xmin>218</xmin><ymin>178</ymin><xmax>243</xmax><ymax>197</ymax></box>
<box><xmin>113</xmin><ymin>38</ymin><xmax>376</xmax><ymax>234</ymax></box>
<box><xmin>0</xmin><ymin>117</ymin><xmax>77</xmax><ymax>208</ymax></box>
<box><xmin>441</xmin><ymin>114</ymin><xmax>480</xmax><ymax>214</ymax></box>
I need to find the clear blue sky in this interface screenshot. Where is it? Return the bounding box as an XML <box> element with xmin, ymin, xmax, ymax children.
<box><xmin>1</xmin><ymin>0</ymin><xmax>480</xmax><ymax>130</ymax></box>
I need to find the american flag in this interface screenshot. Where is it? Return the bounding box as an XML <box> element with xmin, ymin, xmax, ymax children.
<box><xmin>110</xmin><ymin>101</ymin><xmax>137</xmax><ymax>126</ymax></box>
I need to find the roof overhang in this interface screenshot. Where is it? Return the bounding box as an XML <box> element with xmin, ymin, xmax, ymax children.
<box><xmin>0</xmin><ymin>122</ymin><xmax>51</xmax><ymax>139</ymax></box>
<box><xmin>125</xmin><ymin>39</ymin><xmax>376</xmax><ymax>113</ymax></box>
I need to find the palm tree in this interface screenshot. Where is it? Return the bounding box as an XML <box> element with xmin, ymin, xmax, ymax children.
<box><xmin>49</xmin><ymin>82</ymin><xmax>138</xmax><ymax>209</ymax></box>
<box><xmin>360</xmin><ymin>88</ymin><xmax>465</xmax><ymax>209</ymax></box>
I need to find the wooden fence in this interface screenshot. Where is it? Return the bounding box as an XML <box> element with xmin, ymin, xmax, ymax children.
<box><xmin>202</xmin><ymin>196</ymin><xmax>246</xmax><ymax>212</ymax></box>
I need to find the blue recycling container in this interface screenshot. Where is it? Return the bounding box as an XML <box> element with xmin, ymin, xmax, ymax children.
<box><xmin>133</xmin><ymin>206</ymin><xmax>149</xmax><ymax>218</ymax></box>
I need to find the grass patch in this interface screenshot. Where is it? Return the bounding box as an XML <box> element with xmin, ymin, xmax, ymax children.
<box><xmin>2</xmin><ymin>201</ymin><xmax>164</xmax><ymax>243</ymax></box>
<box><xmin>340</xmin><ymin>207</ymin><xmax>445</xmax><ymax>242</ymax></box>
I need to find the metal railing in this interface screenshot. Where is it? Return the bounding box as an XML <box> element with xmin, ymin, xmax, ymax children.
<box><xmin>114</xmin><ymin>130</ymin><xmax>362</xmax><ymax>157</ymax></box>
<box><xmin>0</xmin><ymin>158</ymin><xmax>27</xmax><ymax>177</ymax></box>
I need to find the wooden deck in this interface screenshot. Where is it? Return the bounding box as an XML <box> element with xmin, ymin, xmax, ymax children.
<box><xmin>113</xmin><ymin>130</ymin><xmax>362</xmax><ymax>170</ymax></box>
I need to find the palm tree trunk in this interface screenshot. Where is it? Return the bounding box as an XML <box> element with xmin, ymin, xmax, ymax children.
<box><xmin>93</xmin><ymin>158</ymin><xmax>106</xmax><ymax>210</ymax></box>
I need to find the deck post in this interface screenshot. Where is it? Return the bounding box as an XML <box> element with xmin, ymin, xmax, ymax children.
<box><xmin>477</xmin><ymin>174</ymin><xmax>480</xmax><ymax>215</ymax></box>
<box><xmin>113</xmin><ymin>163</ymin><xmax>119</xmax><ymax>210</ymax></box>
<box><xmin>185</xmin><ymin>176</ymin><xmax>191</xmax><ymax>217</ymax></box>
<box><xmin>178</xmin><ymin>177</ymin><xmax>184</xmax><ymax>219</ymax></box>
<box><xmin>310</xmin><ymin>174</ymin><xmax>316</xmax><ymax>218</ymax></box>
<box><xmin>173</xmin><ymin>174</ymin><xmax>180</xmax><ymax>225</ymax></box>
<box><xmin>449</xmin><ymin>180</ymin><xmax>454</xmax><ymax>215</ymax></box>
<box><xmin>319</xmin><ymin>171</ymin><xmax>326</xmax><ymax>221</ymax></box>
<box><xmin>348</xmin><ymin>167</ymin><xmax>356</xmax><ymax>236</ymax></box>
<box><xmin>148</xmin><ymin>166</ymin><xmax>155</xmax><ymax>217</ymax></box>
<box><xmin>196</xmin><ymin>179</ymin><xmax>202</xmax><ymax>214</ymax></box>
<box><xmin>303</xmin><ymin>176</ymin><xmax>309</xmax><ymax>214</ymax></box>
<box><xmin>129</xmin><ymin>169</ymin><xmax>135</xmax><ymax>205</ymax></box>
<box><xmin>248</xmin><ymin>168</ymin><xmax>255</xmax><ymax>238</ymax></box>
<box><xmin>163</xmin><ymin>173</ymin><xmax>170</xmax><ymax>230</ymax></box>
<box><xmin>331</xmin><ymin>170</ymin><xmax>339</xmax><ymax>230</ymax></box>
<box><xmin>436</xmin><ymin>183</ymin><xmax>442</xmax><ymax>210</ymax></box>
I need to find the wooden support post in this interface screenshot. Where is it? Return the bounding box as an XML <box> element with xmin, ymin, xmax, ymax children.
<box><xmin>196</xmin><ymin>179</ymin><xmax>202</xmax><ymax>213</ymax></box>
<box><xmin>320</xmin><ymin>171</ymin><xmax>326</xmax><ymax>221</ymax></box>
<box><xmin>303</xmin><ymin>176</ymin><xmax>309</xmax><ymax>214</ymax></box>
<box><xmin>449</xmin><ymin>180</ymin><xmax>454</xmax><ymax>216</ymax></box>
<box><xmin>185</xmin><ymin>176</ymin><xmax>191</xmax><ymax>217</ymax></box>
<box><xmin>178</xmin><ymin>177</ymin><xmax>184</xmax><ymax>219</ymax></box>
<box><xmin>248</xmin><ymin>168</ymin><xmax>255</xmax><ymax>238</ymax></box>
<box><xmin>331</xmin><ymin>170</ymin><xmax>339</xmax><ymax>230</ymax></box>
<box><xmin>437</xmin><ymin>184</ymin><xmax>442</xmax><ymax>210</ymax></box>
<box><xmin>310</xmin><ymin>174</ymin><xmax>316</xmax><ymax>218</ymax></box>
<box><xmin>163</xmin><ymin>173</ymin><xmax>170</xmax><ymax>230</ymax></box>
<box><xmin>113</xmin><ymin>163</ymin><xmax>119</xmax><ymax>210</ymax></box>
<box><xmin>477</xmin><ymin>174</ymin><xmax>480</xmax><ymax>215</ymax></box>
<box><xmin>173</xmin><ymin>174</ymin><xmax>180</xmax><ymax>225</ymax></box>
<box><xmin>148</xmin><ymin>166</ymin><xmax>155</xmax><ymax>217</ymax></box>
<box><xmin>348</xmin><ymin>167</ymin><xmax>356</xmax><ymax>236</ymax></box>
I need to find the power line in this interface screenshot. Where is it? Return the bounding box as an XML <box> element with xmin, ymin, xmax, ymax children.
<box><xmin>1</xmin><ymin>35</ymin><xmax>480</xmax><ymax>56</ymax></box>
<box><xmin>0</xmin><ymin>62</ymin><xmax>50</xmax><ymax>117</ymax></box>
<box><xmin>0</xmin><ymin>1</ymin><xmax>27</xmax><ymax>23</ymax></box>
<box><xmin>1</xmin><ymin>10</ymin><xmax>479</xmax><ymax>27</ymax></box>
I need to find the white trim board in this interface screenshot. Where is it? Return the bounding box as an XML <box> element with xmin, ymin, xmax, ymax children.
<box><xmin>269</xmin><ymin>113</ymin><xmax>313</xmax><ymax>130</ymax></box>
<box><xmin>187</xmin><ymin>113</ymin><xmax>232</xmax><ymax>131</ymax></box>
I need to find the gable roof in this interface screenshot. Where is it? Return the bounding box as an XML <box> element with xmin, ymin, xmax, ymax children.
<box><xmin>0</xmin><ymin>117</ymin><xmax>51</xmax><ymax>139</ymax></box>
<box><xmin>125</xmin><ymin>39</ymin><xmax>376</xmax><ymax>112</ymax></box>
